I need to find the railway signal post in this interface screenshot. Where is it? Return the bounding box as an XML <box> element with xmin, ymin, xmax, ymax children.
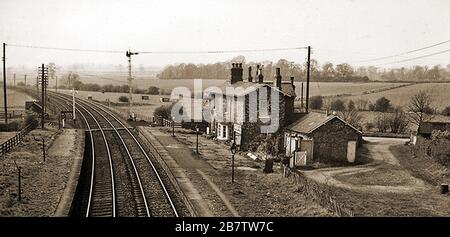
<box><xmin>126</xmin><ymin>50</ymin><xmax>139</xmax><ymax>119</ymax></box>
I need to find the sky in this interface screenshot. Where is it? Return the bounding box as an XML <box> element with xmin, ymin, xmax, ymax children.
<box><xmin>1</xmin><ymin>0</ymin><xmax>450</xmax><ymax>68</ymax></box>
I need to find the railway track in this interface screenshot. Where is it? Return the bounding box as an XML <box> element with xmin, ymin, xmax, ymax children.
<box><xmin>47</xmin><ymin>91</ymin><xmax>182</xmax><ymax>217</ymax></box>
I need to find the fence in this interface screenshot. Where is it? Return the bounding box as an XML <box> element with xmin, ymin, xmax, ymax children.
<box><xmin>0</xmin><ymin>123</ymin><xmax>35</xmax><ymax>156</ymax></box>
<box><xmin>284</xmin><ymin>165</ymin><xmax>355</xmax><ymax>217</ymax></box>
<box><xmin>162</xmin><ymin>118</ymin><xmax>181</xmax><ymax>128</ymax></box>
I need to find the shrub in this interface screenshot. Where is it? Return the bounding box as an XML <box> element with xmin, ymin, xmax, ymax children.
<box><xmin>442</xmin><ymin>106</ymin><xmax>450</xmax><ymax>116</ymax></box>
<box><xmin>339</xmin><ymin>110</ymin><xmax>363</xmax><ymax>130</ymax></box>
<box><xmin>133</xmin><ymin>88</ymin><xmax>146</xmax><ymax>94</ymax></box>
<box><xmin>365</xmin><ymin>122</ymin><xmax>374</xmax><ymax>131</ymax></box>
<box><xmin>347</xmin><ymin>100</ymin><xmax>355</xmax><ymax>111</ymax></box>
<box><xmin>330</xmin><ymin>99</ymin><xmax>345</xmax><ymax>111</ymax></box>
<box><xmin>375</xmin><ymin>113</ymin><xmax>390</xmax><ymax>133</ymax></box>
<box><xmin>153</xmin><ymin>104</ymin><xmax>173</xmax><ymax>119</ymax></box>
<box><xmin>309</xmin><ymin>96</ymin><xmax>323</xmax><ymax>110</ymax></box>
<box><xmin>374</xmin><ymin>97</ymin><xmax>391</xmax><ymax>112</ymax></box>
<box><xmin>388</xmin><ymin>108</ymin><xmax>409</xmax><ymax>134</ymax></box>
<box><xmin>147</xmin><ymin>86</ymin><xmax>160</xmax><ymax>95</ymax></box>
<box><xmin>118</xmin><ymin>95</ymin><xmax>129</xmax><ymax>103</ymax></box>
<box><xmin>23</xmin><ymin>114</ymin><xmax>38</xmax><ymax>129</ymax></box>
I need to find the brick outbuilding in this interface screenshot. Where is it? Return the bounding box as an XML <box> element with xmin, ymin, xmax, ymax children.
<box><xmin>284</xmin><ymin>112</ymin><xmax>362</xmax><ymax>165</ymax></box>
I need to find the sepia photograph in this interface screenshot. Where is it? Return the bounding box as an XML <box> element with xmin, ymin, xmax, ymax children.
<box><xmin>0</xmin><ymin>0</ymin><xmax>449</xmax><ymax>232</ymax></box>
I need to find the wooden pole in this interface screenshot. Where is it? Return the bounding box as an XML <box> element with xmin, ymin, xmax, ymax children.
<box><xmin>306</xmin><ymin>46</ymin><xmax>311</xmax><ymax>113</ymax></box>
<box><xmin>3</xmin><ymin>43</ymin><xmax>8</xmax><ymax>124</ymax></box>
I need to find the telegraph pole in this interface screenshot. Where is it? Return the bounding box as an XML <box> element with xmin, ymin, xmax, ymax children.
<box><xmin>126</xmin><ymin>50</ymin><xmax>138</xmax><ymax>119</ymax></box>
<box><xmin>55</xmin><ymin>75</ymin><xmax>58</xmax><ymax>92</ymax></box>
<box><xmin>24</xmin><ymin>74</ymin><xmax>27</xmax><ymax>87</ymax></box>
<box><xmin>38</xmin><ymin>64</ymin><xmax>48</xmax><ymax>129</ymax></box>
<box><xmin>305</xmin><ymin>46</ymin><xmax>311</xmax><ymax>113</ymax></box>
<box><xmin>13</xmin><ymin>73</ymin><xmax>15</xmax><ymax>88</ymax></box>
<box><xmin>301</xmin><ymin>82</ymin><xmax>304</xmax><ymax>109</ymax></box>
<box><xmin>2</xmin><ymin>43</ymin><xmax>7</xmax><ymax>124</ymax></box>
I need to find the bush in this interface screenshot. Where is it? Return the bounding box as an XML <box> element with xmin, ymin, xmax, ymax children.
<box><xmin>118</xmin><ymin>95</ymin><xmax>129</xmax><ymax>103</ymax></box>
<box><xmin>442</xmin><ymin>106</ymin><xmax>450</xmax><ymax>116</ymax></box>
<box><xmin>309</xmin><ymin>96</ymin><xmax>323</xmax><ymax>110</ymax></box>
<box><xmin>153</xmin><ymin>104</ymin><xmax>172</xmax><ymax>119</ymax></box>
<box><xmin>147</xmin><ymin>86</ymin><xmax>160</xmax><ymax>95</ymax></box>
<box><xmin>330</xmin><ymin>99</ymin><xmax>345</xmax><ymax>111</ymax></box>
<box><xmin>365</xmin><ymin>122</ymin><xmax>374</xmax><ymax>131</ymax></box>
<box><xmin>375</xmin><ymin>113</ymin><xmax>390</xmax><ymax>133</ymax></box>
<box><xmin>23</xmin><ymin>114</ymin><xmax>38</xmax><ymax>129</ymax></box>
<box><xmin>388</xmin><ymin>108</ymin><xmax>409</xmax><ymax>134</ymax></box>
<box><xmin>347</xmin><ymin>100</ymin><xmax>355</xmax><ymax>111</ymax></box>
<box><xmin>374</xmin><ymin>97</ymin><xmax>391</xmax><ymax>112</ymax></box>
<box><xmin>133</xmin><ymin>88</ymin><xmax>146</xmax><ymax>94</ymax></box>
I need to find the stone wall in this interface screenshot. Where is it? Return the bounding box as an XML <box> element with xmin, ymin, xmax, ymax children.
<box><xmin>310</xmin><ymin>118</ymin><xmax>360</xmax><ymax>163</ymax></box>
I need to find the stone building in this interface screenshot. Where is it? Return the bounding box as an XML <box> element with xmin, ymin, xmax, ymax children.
<box><xmin>418</xmin><ymin>120</ymin><xmax>450</xmax><ymax>138</ymax></box>
<box><xmin>284</xmin><ymin>112</ymin><xmax>362</xmax><ymax>165</ymax></box>
<box><xmin>206</xmin><ymin>63</ymin><xmax>296</xmax><ymax>150</ymax></box>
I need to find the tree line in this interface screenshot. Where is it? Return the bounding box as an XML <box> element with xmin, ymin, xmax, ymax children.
<box><xmin>309</xmin><ymin>91</ymin><xmax>450</xmax><ymax>134</ymax></box>
<box><xmin>57</xmin><ymin>72</ymin><xmax>162</xmax><ymax>95</ymax></box>
<box><xmin>158</xmin><ymin>56</ymin><xmax>450</xmax><ymax>82</ymax></box>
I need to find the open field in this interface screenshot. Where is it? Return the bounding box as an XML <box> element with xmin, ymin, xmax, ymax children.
<box><xmin>342</xmin><ymin>82</ymin><xmax>450</xmax><ymax>110</ymax></box>
<box><xmin>58</xmin><ymin>89</ymin><xmax>172</xmax><ymax>119</ymax></box>
<box><xmin>0</xmin><ymin>88</ymin><xmax>34</xmax><ymax>108</ymax></box>
<box><xmin>298</xmin><ymin>82</ymin><xmax>410</xmax><ymax>97</ymax></box>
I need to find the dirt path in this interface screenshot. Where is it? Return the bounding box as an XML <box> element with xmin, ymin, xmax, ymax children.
<box><xmin>363</xmin><ymin>137</ymin><xmax>409</xmax><ymax>166</ymax></box>
<box><xmin>302</xmin><ymin>137</ymin><xmax>428</xmax><ymax>194</ymax></box>
<box><xmin>141</xmin><ymin>127</ymin><xmax>331</xmax><ymax>217</ymax></box>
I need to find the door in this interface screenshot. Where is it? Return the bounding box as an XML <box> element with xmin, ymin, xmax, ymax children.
<box><xmin>347</xmin><ymin>141</ymin><xmax>356</xmax><ymax>163</ymax></box>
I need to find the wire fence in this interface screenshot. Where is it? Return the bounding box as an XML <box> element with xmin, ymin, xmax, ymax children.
<box><xmin>0</xmin><ymin>123</ymin><xmax>36</xmax><ymax>156</ymax></box>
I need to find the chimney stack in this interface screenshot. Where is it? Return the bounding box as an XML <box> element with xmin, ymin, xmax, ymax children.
<box><xmin>248</xmin><ymin>66</ymin><xmax>253</xmax><ymax>82</ymax></box>
<box><xmin>231</xmin><ymin>63</ymin><xmax>243</xmax><ymax>84</ymax></box>
<box><xmin>290</xmin><ymin>76</ymin><xmax>294</xmax><ymax>85</ymax></box>
<box><xmin>274</xmin><ymin>68</ymin><xmax>282</xmax><ymax>89</ymax></box>
<box><xmin>257</xmin><ymin>65</ymin><xmax>264</xmax><ymax>83</ymax></box>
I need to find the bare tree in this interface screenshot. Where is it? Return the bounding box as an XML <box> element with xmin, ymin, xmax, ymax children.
<box><xmin>388</xmin><ymin>107</ymin><xmax>409</xmax><ymax>134</ymax></box>
<box><xmin>407</xmin><ymin>90</ymin><xmax>435</xmax><ymax>127</ymax></box>
<box><xmin>339</xmin><ymin>110</ymin><xmax>363</xmax><ymax>130</ymax></box>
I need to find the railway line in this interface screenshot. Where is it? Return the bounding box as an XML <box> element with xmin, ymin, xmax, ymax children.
<box><xmin>46</xmin><ymin>91</ymin><xmax>184</xmax><ymax>217</ymax></box>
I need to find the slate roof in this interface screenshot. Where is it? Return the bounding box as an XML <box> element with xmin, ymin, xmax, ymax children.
<box><xmin>206</xmin><ymin>81</ymin><xmax>296</xmax><ymax>97</ymax></box>
<box><xmin>287</xmin><ymin>112</ymin><xmax>361</xmax><ymax>134</ymax></box>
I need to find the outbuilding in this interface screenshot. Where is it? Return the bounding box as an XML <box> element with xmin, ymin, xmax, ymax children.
<box><xmin>284</xmin><ymin>112</ymin><xmax>362</xmax><ymax>165</ymax></box>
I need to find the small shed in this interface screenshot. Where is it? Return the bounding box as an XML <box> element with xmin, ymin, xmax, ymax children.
<box><xmin>285</xmin><ymin>112</ymin><xmax>362</xmax><ymax>165</ymax></box>
<box><xmin>418</xmin><ymin>119</ymin><xmax>450</xmax><ymax>138</ymax></box>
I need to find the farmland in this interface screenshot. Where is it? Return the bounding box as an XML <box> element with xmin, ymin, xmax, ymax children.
<box><xmin>0</xmin><ymin>88</ymin><xmax>34</xmax><ymax>108</ymax></box>
<box><xmin>59</xmin><ymin>79</ymin><xmax>450</xmax><ymax>120</ymax></box>
<box><xmin>341</xmin><ymin>82</ymin><xmax>450</xmax><ymax>110</ymax></box>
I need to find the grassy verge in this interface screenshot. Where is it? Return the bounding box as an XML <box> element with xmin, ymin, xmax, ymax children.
<box><xmin>390</xmin><ymin>145</ymin><xmax>449</xmax><ymax>186</ymax></box>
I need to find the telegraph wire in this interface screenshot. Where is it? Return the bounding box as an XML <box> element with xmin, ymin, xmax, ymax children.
<box><xmin>374</xmin><ymin>48</ymin><xmax>450</xmax><ymax>66</ymax></box>
<box><xmin>7</xmin><ymin>43</ymin><xmax>307</xmax><ymax>55</ymax></box>
<box><xmin>139</xmin><ymin>47</ymin><xmax>307</xmax><ymax>54</ymax></box>
<box><xmin>7</xmin><ymin>43</ymin><xmax>123</xmax><ymax>54</ymax></box>
<box><xmin>352</xmin><ymin>39</ymin><xmax>450</xmax><ymax>63</ymax></box>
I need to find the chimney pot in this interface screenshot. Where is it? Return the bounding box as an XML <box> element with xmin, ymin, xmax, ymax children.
<box><xmin>231</xmin><ymin>62</ymin><xmax>243</xmax><ymax>84</ymax></box>
<box><xmin>274</xmin><ymin>67</ymin><xmax>282</xmax><ymax>89</ymax></box>
<box><xmin>258</xmin><ymin>65</ymin><xmax>264</xmax><ymax>83</ymax></box>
